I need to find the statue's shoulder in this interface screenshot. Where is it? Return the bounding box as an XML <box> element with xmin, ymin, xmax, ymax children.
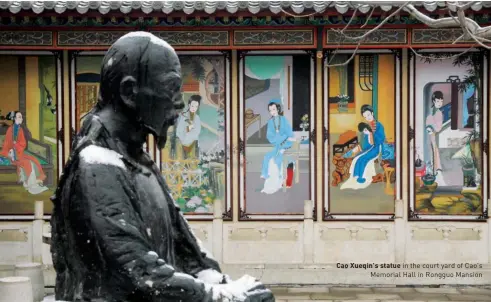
<box><xmin>78</xmin><ymin>144</ymin><xmax>127</xmax><ymax>171</ymax></box>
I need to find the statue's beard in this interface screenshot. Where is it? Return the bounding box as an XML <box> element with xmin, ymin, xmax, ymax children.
<box><xmin>155</xmin><ymin>134</ymin><xmax>167</xmax><ymax>150</ymax></box>
<box><xmin>155</xmin><ymin>119</ymin><xmax>175</xmax><ymax>149</ymax></box>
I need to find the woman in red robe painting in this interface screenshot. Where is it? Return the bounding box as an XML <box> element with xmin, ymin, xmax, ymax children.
<box><xmin>1</xmin><ymin>111</ymin><xmax>48</xmax><ymax>194</ymax></box>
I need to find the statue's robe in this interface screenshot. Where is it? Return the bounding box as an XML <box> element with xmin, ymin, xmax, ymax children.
<box><xmin>50</xmin><ymin>115</ymin><xmax>224</xmax><ymax>302</ymax></box>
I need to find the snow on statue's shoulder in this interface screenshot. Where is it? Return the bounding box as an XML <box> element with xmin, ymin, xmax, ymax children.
<box><xmin>80</xmin><ymin>145</ymin><xmax>126</xmax><ymax>170</ymax></box>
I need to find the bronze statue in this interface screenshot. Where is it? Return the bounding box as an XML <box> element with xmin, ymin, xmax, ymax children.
<box><xmin>50</xmin><ymin>32</ymin><xmax>274</xmax><ymax>302</ymax></box>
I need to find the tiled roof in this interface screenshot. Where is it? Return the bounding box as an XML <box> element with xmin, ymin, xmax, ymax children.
<box><xmin>1</xmin><ymin>1</ymin><xmax>489</xmax><ymax>15</ymax></box>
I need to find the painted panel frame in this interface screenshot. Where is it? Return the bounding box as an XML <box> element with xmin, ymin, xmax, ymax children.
<box><xmin>408</xmin><ymin>48</ymin><xmax>489</xmax><ymax>221</ymax></box>
<box><xmin>322</xmin><ymin>49</ymin><xmax>402</xmax><ymax>221</ymax></box>
<box><xmin>156</xmin><ymin>51</ymin><xmax>232</xmax><ymax>220</ymax></box>
<box><xmin>238</xmin><ymin>50</ymin><xmax>316</xmax><ymax>221</ymax></box>
<box><xmin>0</xmin><ymin>51</ymin><xmax>63</xmax><ymax>220</ymax></box>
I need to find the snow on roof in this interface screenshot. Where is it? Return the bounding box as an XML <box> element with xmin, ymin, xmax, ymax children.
<box><xmin>1</xmin><ymin>1</ymin><xmax>489</xmax><ymax>16</ymax></box>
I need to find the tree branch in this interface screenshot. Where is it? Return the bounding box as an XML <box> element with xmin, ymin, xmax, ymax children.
<box><xmin>404</xmin><ymin>3</ymin><xmax>491</xmax><ymax>38</ymax></box>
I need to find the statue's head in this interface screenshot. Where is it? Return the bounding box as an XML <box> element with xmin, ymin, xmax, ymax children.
<box><xmin>98</xmin><ymin>31</ymin><xmax>184</xmax><ymax>149</ymax></box>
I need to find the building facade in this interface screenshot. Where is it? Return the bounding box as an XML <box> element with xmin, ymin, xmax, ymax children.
<box><xmin>0</xmin><ymin>1</ymin><xmax>490</xmax><ymax>285</ymax></box>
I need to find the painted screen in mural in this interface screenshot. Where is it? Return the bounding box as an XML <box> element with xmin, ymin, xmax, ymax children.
<box><xmin>75</xmin><ymin>56</ymin><xmax>103</xmax><ymax>131</ymax></box>
<box><xmin>327</xmin><ymin>53</ymin><xmax>396</xmax><ymax>214</ymax></box>
<box><xmin>160</xmin><ymin>55</ymin><xmax>227</xmax><ymax>215</ymax></box>
<box><xmin>242</xmin><ymin>55</ymin><xmax>311</xmax><ymax>215</ymax></box>
<box><xmin>0</xmin><ymin>55</ymin><xmax>59</xmax><ymax>215</ymax></box>
<box><xmin>413</xmin><ymin>53</ymin><xmax>484</xmax><ymax>215</ymax></box>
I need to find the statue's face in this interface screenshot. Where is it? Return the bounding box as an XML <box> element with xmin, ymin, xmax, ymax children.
<box><xmin>135</xmin><ymin>49</ymin><xmax>184</xmax><ymax>149</ymax></box>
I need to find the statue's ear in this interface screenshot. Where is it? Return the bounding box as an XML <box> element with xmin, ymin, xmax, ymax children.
<box><xmin>119</xmin><ymin>76</ymin><xmax>138</xmax><ymax>109</ymax></box>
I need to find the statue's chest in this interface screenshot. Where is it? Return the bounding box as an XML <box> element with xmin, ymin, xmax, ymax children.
<box><xmin>134</xmin><ymin>166</ymin><xmax>169</xmax><ymax>210</ymax></box>
<box><xmin>131</xmin><ymin>165</ymin><xmax>176</xmax><ymax>260</ymax></box>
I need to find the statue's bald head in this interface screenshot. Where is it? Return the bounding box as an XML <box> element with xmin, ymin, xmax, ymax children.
<box><xmin>98</xmin><ymin>32</ymin><xmax>184</xmax><ymax>149</ymax></box>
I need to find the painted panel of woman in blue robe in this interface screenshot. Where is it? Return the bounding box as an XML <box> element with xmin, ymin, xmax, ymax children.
<box><xmin>341</xmin><ymin>105</ymin><xmax>387</xmax><ymax>190</ymax></box>
<box><xmin>260</xmin><ymin>100</ymin><xmax>296</xmax><ymax>194</ymax></box>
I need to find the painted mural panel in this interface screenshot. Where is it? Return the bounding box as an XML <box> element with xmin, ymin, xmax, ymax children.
<box><xmin>160</xmin><ymin>55</ymin><xmax>228</xmax><ymax>216</ymax></box>
<box><xmin>411</xmin><ymin>52</ymin><xmax>486</xmax><ymax>217</ymax></box>
<box><xmin>239</xmin><ymin>53</ymin><xmax>314</xmax><ymax>218</ymax></box>
<box><xmin>74</xmin><ymin>53</ymin><xmax>229</xmax><ymax>217</ymax></box>
<box><xmin>325</xmin><ymin>53</ymin><xmax>398</xmax><ymax>217</ymax></box>
<box><xmin>0</xmin><ymin>54</ymin><xmax>60</xmax><ymax>215</ymax></box>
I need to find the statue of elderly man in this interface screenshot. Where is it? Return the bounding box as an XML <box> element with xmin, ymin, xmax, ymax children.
<box><xmin>50</xmin><ymin>32</ymin><xmax>274</xmax><ymax>302</ymax></box>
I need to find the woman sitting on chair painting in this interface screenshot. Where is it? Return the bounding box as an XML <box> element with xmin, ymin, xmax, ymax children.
<box><xmin>0</xmin><ymin>111</ymin><xmax>48</xmax><ymax>194</ymax></box>
<box><xmin>260</xmin><ymin>100</ymin><xmax>296</xmax><ymax>194</ymax></box>
<box><xmin>341</xmin><ymin>105</ymin><xmax>386</xmax><ymax>190</ymax></box>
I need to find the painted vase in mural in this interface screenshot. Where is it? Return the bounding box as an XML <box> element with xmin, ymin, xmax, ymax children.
<box><xmin>285</xmin><ymin>162</ymin><xmax>294</xmax><ymax>188</ymax></box>
<box><xmin>421</xmin><ymin>174</ymin><xmax>436</xmax><ymax>186</ymax></box>
<box><xmin>337</xmin><ymin>95</ymin><xmax>349</xmax><ymax>113</ymax></box>
<box><xmin>300</xmin><ymin>114</ymin><xmax>309</xmax><ymax>143</ymax></box>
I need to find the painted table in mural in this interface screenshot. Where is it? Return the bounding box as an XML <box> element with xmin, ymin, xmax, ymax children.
<box><xmin>245</xmin><ymin>109</ymin><xmax>262</xmax><ymax>139</ymax></box>
<box><xmin>333</xmin><ymin>130</ymin><xmax>358</xmax><ymax>155</ymax></box>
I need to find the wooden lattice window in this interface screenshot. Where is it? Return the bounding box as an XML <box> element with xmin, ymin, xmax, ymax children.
<box><xmin>76</xmin><ymin>83</ymin><xmax>99</xmax><ymax>130</ymax></box>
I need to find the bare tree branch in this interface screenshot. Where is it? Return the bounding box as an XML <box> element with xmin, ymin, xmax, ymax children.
<box><xmin>404</xmin><ymin>3</ymin><xmax>491</xmax><ymax>38</ymax></box>
<box><xmin>325</xmin><ymin>42</ymin><xmax>363</xmax><ymax>68</ymax></box>
<box><xmin>330</xmin><ymin>2</ymin><xmax>411</xmax><ymax>41</ymax></box>
<box><xmin>279</xmin><ymin>2</ymin><xmax>491</xmax><ymax>68</ymax></box>
<box><xmin>361</xmin><ymin>6</ymin><xmax>375</xmax><ymax>29</ymax></box>
<box><xmin>409</xmin><ymin>46</ymin><xmax>475</xmax><ymax>61</ymax></box>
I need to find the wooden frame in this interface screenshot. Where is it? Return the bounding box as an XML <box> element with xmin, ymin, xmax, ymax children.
<box><xmin>408</xmin><ymin>48</ymin><xmax>489</xmax><ymax>221</ymax></box>
<box><xmin>238</xmin><ymin>50</ymin><xmax>316</xmax><ymax>221</ymax></box>
<box><xmin>322</xmin><ymin>49</ymin><xmax>402</xmax><ymax>221</ymax></box>
<box><xmin>156</xmin><ymin>51</ymin><xmax>232</xmax><ymax>220</ymax></box>
<box><xmin>0</xmin><ymin>50</ymin><xmax>63</xmax><ymax>220</ymax></box>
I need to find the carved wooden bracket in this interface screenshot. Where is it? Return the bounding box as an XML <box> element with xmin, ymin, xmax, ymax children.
<box><xmin>408</xmin><ymin>126</ymin><xmax>415</xmax><ymax>141</ymax></box>
<box><xmin>322</xmin><ymin>126</ymin><xmax>328</xmax><ymax>143</ymax></box>
<box><xmin>304</xmin><ymin>50</ymin><xmax>316</xmax><ymax>60</ymax></box>
<box><xmin>477</xmin><ymin>207</ymin><xmax>488</xmax><ymax>220</ymax></box>
<box><xmin>310</xmin><ymin>128</ymin><xmax>317</xmax><ymax>145</ymax></box>
<box><xmin>219</xmin><ymin>50</ymin><xmax>231</xmax><ymax>61</ymax></box>
<box><xmin>68</xmin><ymin>50</ymin><xmax>81</xmax><ymax>62</ymax></box>
<box><xmin>323</xmin><ymin>209</ymin><xmax>336</xmax><ymax>220</ymax></box>
<box><xmin>239</xmin><ymin>208</ymin><xmax>250</xmax><ymax>220</ymax></box>
<box><xmin>408</xmin><ymin>209</ymin><xmax>420</xmax><ymax>220</ymax></box>
<box><xmin>482</xmin><ymin>139</ymin><xmax>489</xmax><ymax>155</ymax></box>
<box><xmin>390</xmin><ymin>49</ymin><xmax>403</xmax><ymax>60</ymax></box>
<box><xmin>222</xmin><ymin>208</ymin><xmax>232</xmax><ymax>220</ymax></box>
<box><xmin>238</xmin><ymin>50</ymin><xmax>250</xmax><ymax>60</ymax></box>
<box><xmin>238</xmin><ymin>138</ymin><xmax>245</xmax><ymax>155</ymax></box>
<box><xmin>57</xmin><ymin>127</ymin><xmax>64</xmax><ymax>143</ymax></box>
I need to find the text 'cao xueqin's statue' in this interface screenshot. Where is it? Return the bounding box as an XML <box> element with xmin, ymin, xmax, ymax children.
<box><xmin>50</xmin><ymin>32</ymin><xmax>275</xmax><ymax>302</ymax></box>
